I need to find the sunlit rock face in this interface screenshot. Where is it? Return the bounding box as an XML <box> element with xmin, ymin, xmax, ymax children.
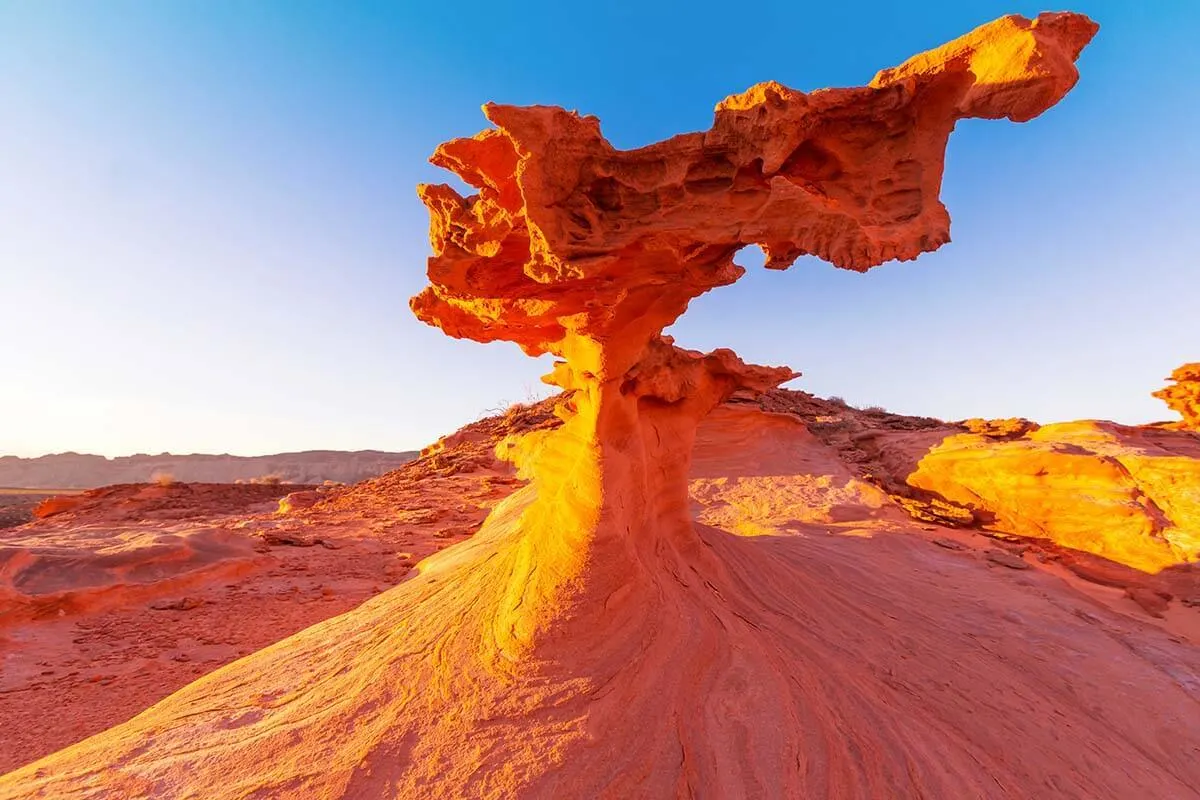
<box><xmin>16</xmin><ymin>16</ymin><xmax>1185</xmax><ymax>800</ymax></box>
<box><xmin>1155</xmin><ymin>362</ymin><xmax>1200</xmax><ymax>431</ymax></box>
<box><xmin>411</xmin><ymin>11</ymin><xmax>1099</xmax><ymax>645</ymax></box>
<box><xmin>906</xmin><ymin>421</ymin><xmax>1200</xmax><ymax>573</ymax></box>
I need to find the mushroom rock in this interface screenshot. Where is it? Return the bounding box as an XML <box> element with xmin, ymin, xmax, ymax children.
<box><xmin>10</xmin><ymin>15</ymin><xmax>1168</xmax><ymax>800</ymax></box>
<box><xmin>411</xmin><ymin>11</ymin><xmax>1097</xmax><ymax>645</ymax></box>
<box><xmin>1154</xmin><ymin>362</ymin><xmax>1200</xmax><ymax>430</ymax></box>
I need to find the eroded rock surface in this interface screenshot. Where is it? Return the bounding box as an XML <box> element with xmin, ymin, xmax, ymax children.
<box><xmin>407</xmin><ymin>9</ymin><xmax>1097</xmax><ymax>657</ymax></box>
<box><xmin>5</xmin><ymin>14</ymin><xmax>1157</xmax><ymax>800</ymax></box>
<box><xmin>907</xmin><ymin>421</ymin><xmax>1200</xmax><ymax>573</ymax></box>
<box><xmin>771</xmin><ymin>390</ymin><xmax>1200</xmax><ymax>576</ymax></box>
<box><xmin>1155</xmin><ymin>362</ymin><xmax>1200</xmax><ymax>430</ymax></box>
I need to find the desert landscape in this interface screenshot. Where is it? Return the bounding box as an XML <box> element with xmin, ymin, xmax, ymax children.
<box><xmin>1</xmin><ymin>7</ymin><xmax>1198</xmax><ymax>800</ymax></box>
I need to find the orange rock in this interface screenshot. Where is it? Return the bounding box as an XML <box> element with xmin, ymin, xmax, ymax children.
<box><xmin>30</xmin><ymin>495</ymin><xmax>83</xmax><ymax>519</ymax></box>
<box><xmin>1154</xmin><ymin>362</ymin><xmax>1200</xmax><ymax>430</ymax></box>
<box><xmin>960</xmin><ymin>417</ymin><xmax>1040</xmax><ymax>439</ymax></box>
<box><xmin>907</xmin><ymin>421</ymin><xmax>1200</xmax><ymax>573</ymax></box>
<box><xmin>409</xmin><ymin>11</ymin><xmax>1096</xmax><ymax>645</ymax></box>
<box><xmin>0</xmin><ymin>15</ymin><xmax>1132</xmax><ymax>800</ymax></box>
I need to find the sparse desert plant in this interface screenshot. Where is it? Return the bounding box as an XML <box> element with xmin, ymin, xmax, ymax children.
<box><xmin>251</xmin><ymin>474</ymin><xmax>284</xmax><ymax>486</ymax></box>
<box><xmin>151</xmin><ymin>471</ymin><xmax>175</xmax><ymax>487</ymax></box>
<box><xmin>476</xmin><ymin>398</ymin><xmax>523</xmax><ymax>420</ymax></box>
<box><xmin>860</xmin><ymin>405</ymin><xmax>889</xmax><ymax>414</ymax></box>
<box><xmin>827</xmin><ymin>396</ymin><xmax>846</xmax><ymax>406</ymax></box>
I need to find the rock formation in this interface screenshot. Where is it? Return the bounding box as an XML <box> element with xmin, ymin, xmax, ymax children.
<box><xmin>906</xmin><ymin>421</ymin><xmax>1200</xmax><ymax>572</ymax></box>
<box><xmin>2</xmin><ymin>14</ymin><xmax>1137</xmax><ymax>799</ymax></box>
<box><xmin>1154</xmin><ymin>362</ymin><xmax>1200</xmax><ymax>430</ymax></box>
<box><xmin>745</xmin><ymin>389</ymin><xmax>1200</xmax><ymax>586</ymax></box>
<box><xmin>411</xmin><ymin>9</ymin><xmax>1097</xmax><ymax>651</ymax></box>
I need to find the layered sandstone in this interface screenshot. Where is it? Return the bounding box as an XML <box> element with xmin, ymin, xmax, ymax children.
<box><xmin>793</xmin><ymin>398</ymin><xmax>1200</xmax><ymax>575</ymax></box>
<box><xmin>5</xmin><ymin>391</ymin><xmax>1200</xmax><ymax>780</ymax></box>
<box><xmin>761</xmin><ymin>390</ymin><xmax>1200</xmax><ymax>575</ymax></box>
<box><xmin>0</xmin><ymin>14</ymin><xmax>1127</xmax><ymax>799</ymax></box>
<box><xmin>1155</xmin><ymin>362</ymin><xmax>1200</xmax><ymax>430</ymax></box>
<box><xmin>906</xmin><ymin>422</ymin><xmax>1200</xmax><ymax>572</ymax></box>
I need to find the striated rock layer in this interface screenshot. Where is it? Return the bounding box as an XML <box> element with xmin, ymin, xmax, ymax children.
<box><xmin>0</xmin><ymin>14</ymin><xmax>1125</xmax><ymax>799</ymax></box>
<box><xmin>6</xmin><ymin>408</ymin><xmax>1199</xmax><ymax>799</ymax></box>
<box><xmin>906</xmin><ymin>421</ymin><xmax>1200</xmax><ymax>573</ymax></box>
<box><xmin>770</xmin><ymin>389</ymin><xmax>1200</xmax><ymax>580</ymax></box>
<box><xmin>3</xmin><ymin>393</ymin><xmax>1199</xmax><ymax>786</ymax></box>
<box><xmin>1155</xmin><ymin>362</ymin><xmax>1200</xmax><ymax>430</ymax></box>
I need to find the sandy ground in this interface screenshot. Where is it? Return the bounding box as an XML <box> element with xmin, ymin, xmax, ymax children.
<box><xmin>0</xmin><ymin>401</ymin><xmax>1197</xmax><ymax>796</ymax></box>
<box><xmin>0</xmin><ymin>476</ymin><xmax>505</xmax><ymax>771</ymax></box>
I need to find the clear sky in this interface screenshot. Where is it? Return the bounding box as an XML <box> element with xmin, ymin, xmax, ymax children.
<box><xmin>0</xmin><ymin>1</ymin><xmax>1196</xmax><ymax>458</ymax></box>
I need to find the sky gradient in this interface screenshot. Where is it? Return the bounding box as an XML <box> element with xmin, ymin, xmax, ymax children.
<box><xmin>1</xmin><ymin>0</ymin><xmax>1196</xmax><ymax>458</ymax></box>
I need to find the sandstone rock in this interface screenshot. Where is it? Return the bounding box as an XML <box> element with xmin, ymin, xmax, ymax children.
<box><xmin>28</xmin><ymin>483</ymin><xmax>300</xmax><ymax>525</ymax></box>
<box><xmin>148</xmin><ymin>597</ymin><xmax>204</xmax><ymax>612</ymax></box>
<box><xmin>31</xmin><ymin>495</ymin><xmax>84</xmax><ymax>519</ymax></box>
<box><xmin>1</xmin><ymin>15</ymin><xmax>1129</xmax><ymax>800</ymax></box>
<box><xmin>1123</xmin><ymin>586</ymin><xmax>1172</xmax><ymax>618</ymax></box>
<box><xmin>275</xmin><ymin>490</ymin><xmax>321</xmax><ymax>514</ymax></box>
<box><xmin>907</xmin><ymin>421</ymin><xmax>1200</xmax><ymax>573</ymax></box>
<box><xmin>1154</xmin><ymin>362</ymin><xmax>1200</xmax><ymax>430</ymax></box>
<box><xmin>932</xmin><ymin>538</ymin><xmax>967</xmax><ymax>551</ymax></box>
<box><xmin>961</xmin><ymin>417</ymin><xmax>1040</xmax><ymax>439</ymax></box>
<box><xmin>763</xmin><ymin>387</ymin><xmax>1200</xmax><ymax>580</ymax></box>
<box><xmin>407</xmin><ymin>10</ymin><xmax>1095</xmax><ymax>665</ymax></box>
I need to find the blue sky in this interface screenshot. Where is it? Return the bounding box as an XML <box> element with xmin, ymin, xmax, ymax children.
<box><xmin>0</xmin><ymin>1</ymin><xmax>1196</xmax><ymax>458</ymax></box>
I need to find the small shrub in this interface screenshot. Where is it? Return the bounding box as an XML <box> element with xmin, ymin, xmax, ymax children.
<box><xmin>151</xmin><ymin>471</ymin><xmax>175</xmax><ymax>487</ymax></box>
<box><xmin>251</xmin><ymin>474</ymin><xmax>284</xmax><ymax>486</ymax></box>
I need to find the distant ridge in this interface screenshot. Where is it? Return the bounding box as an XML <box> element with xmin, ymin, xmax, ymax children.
<box><xmin>0</xmin><ymin>449</ymin><xmax>418</xmax><ymax>489</ymax></box>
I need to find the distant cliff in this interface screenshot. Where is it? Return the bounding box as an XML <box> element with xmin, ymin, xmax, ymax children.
<box><xmin>0</xmin><ymin>449</ymin><xmax>417</xmax><ymax>489</ymax></box>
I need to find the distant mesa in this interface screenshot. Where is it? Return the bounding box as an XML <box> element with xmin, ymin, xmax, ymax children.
<box><xmin>0</xmin><ymin>449</ymin><xmax>417</xmax><ymax>490</ymax></box>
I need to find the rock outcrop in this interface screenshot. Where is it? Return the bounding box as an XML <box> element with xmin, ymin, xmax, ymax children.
<box><xmin>1154</xmin><ymin>362</ymin><xmax>1200</xmax><ymax>430</ymax></box>
<box><xmin>765</xmin><ymin>390</ymin><xmax>1200</xmax><ymax>575</ymax></box>
<box><xmin>1</xmin><ymin>14</ymin><xmax>1131</xmax><ymax>800</ymax></box>
<box><xmin>906</xmin><ymin>421</ymin><xmax>1200</xmax><ymax>573</ymax></box>
<box><xmin>409</xmin><ymin>9</ymin><xmax>1096</xmax><ymax>650</ymax></box>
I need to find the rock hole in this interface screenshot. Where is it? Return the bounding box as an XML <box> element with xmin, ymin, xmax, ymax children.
<box><xmin>585</xmin><ymin>177</ymin><xmax>624</xmax><ymax>212</ymax></box>
<box><xmin>778</xmin><ymin>140</ymin><xmax>844</xmax><ymax>183</ymax></box>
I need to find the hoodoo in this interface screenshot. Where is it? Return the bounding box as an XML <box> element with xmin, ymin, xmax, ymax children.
<box><xmin>25</xmin><ymin>14</ymin><xmax>1200</xmax><ymax>800</ymax></box>
<box><xmin>410</xmin><ymin>10</ymin><xmax>1097</xmax><ymax>650</ymax></box>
